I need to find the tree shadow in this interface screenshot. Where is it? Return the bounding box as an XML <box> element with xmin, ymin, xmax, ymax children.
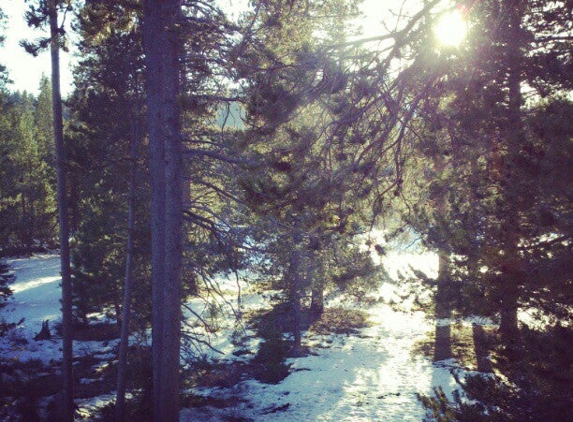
<box><xmin>472</xmin><ymin>323</ymin><xmax>493</xmax><ymax>373</ymax></box>
<box><xmin>432</xmin><ymin>288</ymin><xmax>493</xmax><ymax>373</ymax></box>
<box><xmin>428</xmin><ymin>255</ymin><xmax>494</xmax><ymax>372</ymax></box>
<box><xmin>433</xmin><ymin>280</ymin><xmax>452</xmax><ymax>363</ymax></box>
<box><xmin>183</xmin><ymin>305</ymin><xmax>458</xmax><ymax>421</ymax></box>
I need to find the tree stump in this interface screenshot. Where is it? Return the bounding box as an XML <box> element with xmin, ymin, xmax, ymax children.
<box><xmin>34</xmin><ymin>320</ymin><xmax>52</xmax><ymax>341</ymax></box>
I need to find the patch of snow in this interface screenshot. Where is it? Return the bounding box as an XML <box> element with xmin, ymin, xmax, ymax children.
<box><xmin>182</xmin><ymin>302</ymin><xmax>459</xmax><ymax>421</ymax></box>
<box><xmin>76</xmin><ymin>393</ymin><xmax>116</xmax><ymax>420</ymax></box>
<box><xmin>3</xmin><ymin>254</ymin><xmax>62</xmax><ymax>335</ymax></box>
<box><xmin>2</xmin><ymin>252</ymin><xmax>468</xmax><ymax>422</ymax></box>
<box><xmin>381</xmin><ymin>251</ymin><xmax>439</xmax><ymax>281</ymax></box>
<box><xmin>0</xmin><ymin>255</ymin><xmax>122</xmax><ymax>364</ymax></box>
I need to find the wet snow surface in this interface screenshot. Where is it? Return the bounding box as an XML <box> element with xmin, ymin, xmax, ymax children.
<box><xmin>1</xmin><ymin>253</ymin><xmax>463</xmax><ymax>421</ymax></box>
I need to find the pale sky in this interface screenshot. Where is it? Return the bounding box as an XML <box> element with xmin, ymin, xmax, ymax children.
<box><xmin>1</xmin><ymin>0</ymin><xmax>74</xmax><ymax>97</ymax></box>
<box><xmin>0</xmin><ymin>0</ymin><xmax>432</xmax><ymax>98</ymax></box>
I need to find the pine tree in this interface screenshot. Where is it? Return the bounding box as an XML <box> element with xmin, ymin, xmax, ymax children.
<box><xmin>414</xmin><ymin>1</ymin><xmax>573</xmax><ymax>420</ymax></box>
<box><xmin>408</xmin><ymin>0</ymin><xmax>571</xmax><ymax>335</ymax></box>
<box><xmin>22</xmin><ymin>1</ymin><xmax>75</xmax><ymax>419</ymax></box>
<box><xmin>68</xmin><ymin>1</ymin><xmax>149</xmax><ymax>325</ymax></box>
<box><xmin>0</xmin><ymin>6</ymin><xmax>16</xmax><ymax>251</ymax></box>
<box><xmin>0</xmin><ymin>260</ymin><xmax>15</xmax><ymax>336</ymax></box>
<box><xmin>0</xmin><ymin>5</ymin><xmax>16</xmax><ymax>339</ymax></box>
<box><xmin>0</xmin><ymin>87</ymin><xmax>57</xmax><ymax>252</ymax></box>
<box><xmin>69</xmin><ymin>2</ymin><xmax>245</xmax><ymax>417</ymax></box>
<box><xmin>235</xmin><ymin>0</ymin><xmax>394</xmax><ymax>355</ymax></box>
<box><xmin>34</xmin><ymin>76</ymin><xmax>58</xmax><ymax>238</ymax></box>
<box><xmin>0</xmin><ymin>6</ymin><xmax>8</xmax><ymax>91</ymax></box>
<box><xmin>142</xmin><ymin>1</ymin><xmax>183</xmax><ymax>420</ymax></box>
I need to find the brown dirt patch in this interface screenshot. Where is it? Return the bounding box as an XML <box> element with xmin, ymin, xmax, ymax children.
<box><xmin>309</xmin><ymin>307</ymin><xmax>371</xmax><ymax>335</ymax></box>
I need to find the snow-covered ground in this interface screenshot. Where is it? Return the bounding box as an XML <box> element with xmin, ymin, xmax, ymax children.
<box><xmin>1</xmin><ymin>254</ymin><xmax>69</xmax><ymax>363</ymax></box>
<box><xmin>182</xmin><ymin>305</ymin><xmax>458</xmax><ymax>422</ymax></box>
<box><xmin>1</xmin><ymin>253</ymin><xmax>467</xmax><ymax>421</ymax></box>
<box><xmin>3</xmin><ymin>254</ymin><xmax>62</xmax><ymax>332</ymax></box>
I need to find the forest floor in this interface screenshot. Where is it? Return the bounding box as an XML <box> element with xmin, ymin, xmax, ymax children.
<box><xmin>0</xmin><ymin>253</ymin><xmax>497</xmax><ymax>421</ymax></box>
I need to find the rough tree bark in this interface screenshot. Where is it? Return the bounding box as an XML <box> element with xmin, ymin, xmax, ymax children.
<box><xmin>309</xmin><ymin>250</ymin><xmax>324</xmax><ymax>317</ymax></box>
<box><xmin>142</xmin><ymin>1</ymin><xmax>183</xmax><ymax>421</ymax></box>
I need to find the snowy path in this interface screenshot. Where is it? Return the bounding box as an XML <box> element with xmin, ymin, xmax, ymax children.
<box><xmin>183</xmin><ymin>305</ymin><xmax>457</xmax><ymax>422</ymax></box>
<box><xmin>2</xmin><ymin>254</ymin><xmax>459</xmax><ymax>421</ymax></box>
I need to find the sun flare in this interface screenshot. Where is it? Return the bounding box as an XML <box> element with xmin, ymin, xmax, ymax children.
<box><xmin>434</xmin><ymin>9</ymin><xmax>467</xmax><ymax>47</ymax></box>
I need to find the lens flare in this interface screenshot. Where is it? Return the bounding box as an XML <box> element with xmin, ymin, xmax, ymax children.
<box><xmin>434</xmin><ymin>9</ymin><xmax>467</xmax><ymax>47</ymax></box>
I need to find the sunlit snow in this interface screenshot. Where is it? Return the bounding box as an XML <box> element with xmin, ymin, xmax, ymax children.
<box><xmin>1</xmin><ymin>251</ymin><xmax>469</xmax><ymax>421</ymax></box>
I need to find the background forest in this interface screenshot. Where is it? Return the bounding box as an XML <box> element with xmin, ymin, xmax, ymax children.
<box><xmin>0</xmin><ymin>0</ymin><xmax>571</xmax><ymax>421</ymax></box>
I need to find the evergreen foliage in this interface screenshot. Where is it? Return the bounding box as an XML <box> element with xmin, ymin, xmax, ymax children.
<box><xmin>0</xmin><ymin>86</ymin><xmax>57</xmax><ymax>252</ymax></box>
<box><xmin>68</xmin><ymin>3</ymin><xmax>150</xmax><ymax>323</ymax></box>
<box><xmin>233</xmin><ymin>0</ymin><xmax>394</xmax><ymax>354</ymax></box>
<box><xmin>0</xmin><ymin>0</ymin><xmax>571</xmax><ymax>420</ymax></box>
<box><xmin>0</xmin><ymin>6</ymin><xmax>9</xmax><ymax>90</ymax></box>
<box><xmin>407</xmin><ymin>0</ymin><xmax>572</xmax><ymax>326</ymax></box>
<box><xmin>0</xmin><ymin>259</ymin><xmax>16</xmax><ymax>337</ymax></box>
<box><xmin>411</xmin><ymin>1</ymin><xmax>572</xmax><ymax>420</ymax></box>
<box><xmin>420</xmin><ymin>324</ymin><xmax>573</xmax><ymax>422</ymax></box>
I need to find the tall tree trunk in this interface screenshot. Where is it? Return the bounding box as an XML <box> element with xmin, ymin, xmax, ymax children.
<box><xmin>499</xmin><ymin>276</ymin><xmax>520</xmax><ymax>344</ymax></box>
<box><xmin>21</xmin><ymin>196</ymin><xmax>29</xmax><ymax>246</ymax></box>
<box><xmin>145</xmin><ymin>27</ymin><xmax>166</xmax><ymax>422</ymax></box>
<box><xmin>432</xmin><ymin>152</ymin><xmax>452</xmax><ymax>362</ymax></box>
<box><xmin>434</xmin><ymin>249</ymin><xmax>451</xmax><ymax>320</ymax></box>
<box><xmin>309</xmin><ymin>249</ymin><xmax>324</xmax><ymax>317</ymax></box>
<box><xmin>49</xmin><ymin>1</ymin><xmax>74</xmax><ymax>420</ymax></box>
<box><xmin>291</xmin><ymin>273</ymin><xmax>303</xmax><ymax>355</ymax></box>
<box><xmin>310</xmin><ymin>282</ymin><xmax>324</xmax><ymax>317</ymax></box>
<box><xmin>142</xmin><ymin>2</ymin><xmax>183</xmax><ymax>421</ymax></box>
<box><xmin>498</xmin><ymin>0</ymin><xmax>525</xmax><ymax>348</ymax></box>
<box><xmin>433</xmin><ymin>250</ymin><xmax>452</xmax><ymax>362</ymax></box>
<box><xmin>289</xmin><ymin>232</ymin><xmax>303</xmax><ymax>356</ymax></box>
<box><xmin>116</xmin><ymin>117</ymin><xmax>139</xmax><ymax>422</ymax></box>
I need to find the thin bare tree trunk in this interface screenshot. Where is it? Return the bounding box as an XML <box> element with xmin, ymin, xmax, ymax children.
<box><xmin>310</xmin><ymin>283</ymin><xmax>324</xmax><ymax>317</ymax></box>
<box><xmin>499</xmin><ymin>271</ymin><xmax>520</xmax><ymax>345</ymax></box>
<box><xmin>143</xmin><ymin>5</ymin><xmax>166</xmax><ymax>420</ymax></box>
<box><xmin>49</xmin><ymin>1</ymin><xmax>74</xmax><ymax>420</ymax></box>
<box><xmin>116</xmin><ymin>117</ymin><xmax>139</xmax><ymax>422</ymax></box>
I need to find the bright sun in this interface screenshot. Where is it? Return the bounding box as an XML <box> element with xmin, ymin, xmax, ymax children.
<box><xmin>434</xmin><ymin>9</ymin><xmax>467</xmax><ymax>47</ymax></box>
